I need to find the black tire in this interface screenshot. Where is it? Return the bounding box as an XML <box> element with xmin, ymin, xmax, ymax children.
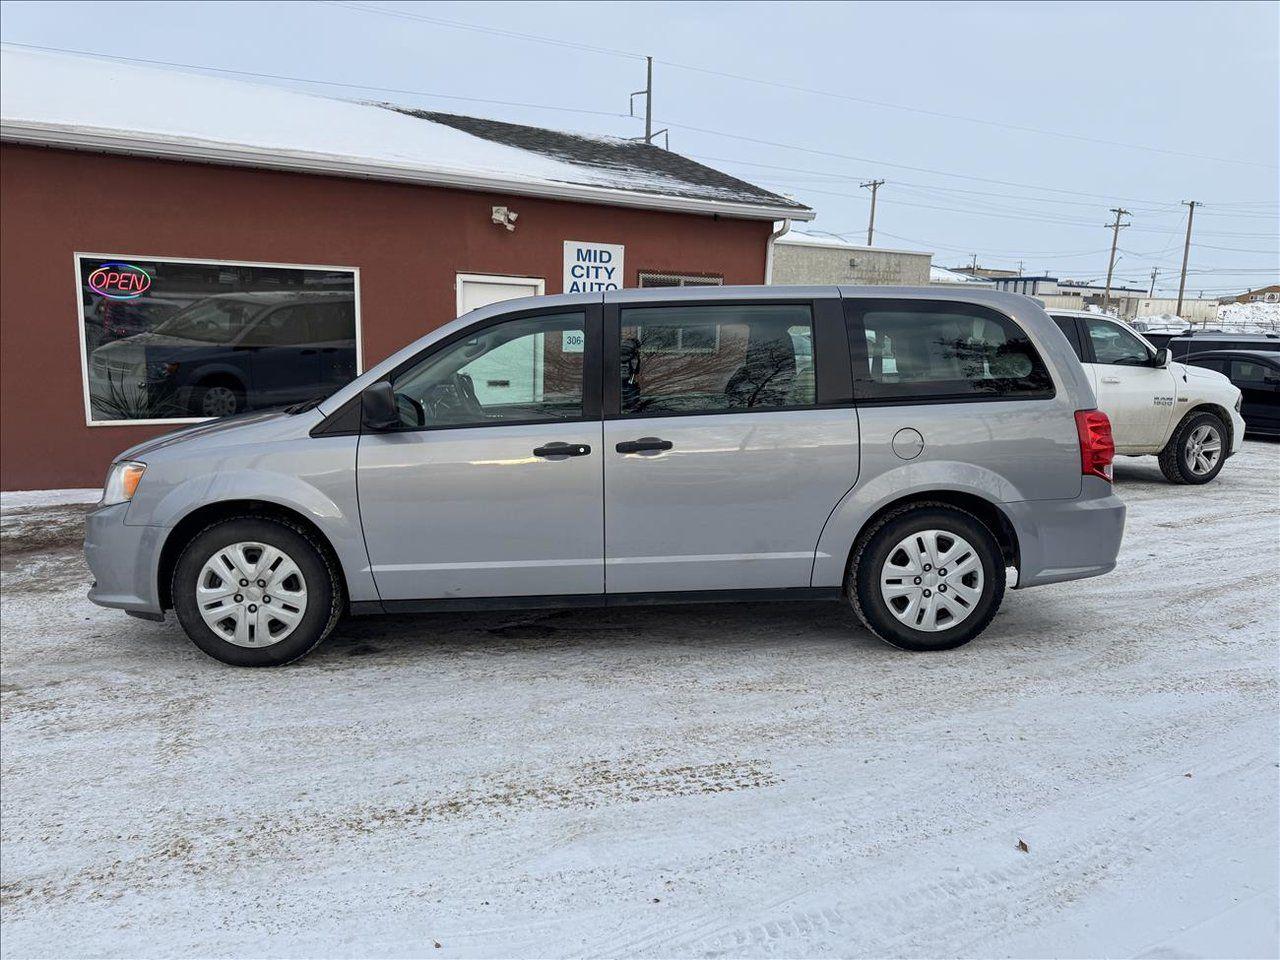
<box><xmin>1157</xmin><ymin>410</ymin><xmax>1228</xmax><ymax>485</ymax></box>
<box><xmin>171</xmin><ymin>516</ymin><xmax>343</xmax><ymax>666</ymax></box>
<box><xmin>848</xmin><ymin>503</ymin><xmax>1006</xmax><ymax>652</ymax></box>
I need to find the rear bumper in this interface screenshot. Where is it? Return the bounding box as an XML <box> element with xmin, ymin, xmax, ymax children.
<box><xmin>84</xmin><ymin>502</ymin><xmax>165</xmax><ymax>617</ymax></box>
<box><xmin>1007</xmin><ymin>477</ymin><xmax>1126</xmax><ymax>589</ymax></box>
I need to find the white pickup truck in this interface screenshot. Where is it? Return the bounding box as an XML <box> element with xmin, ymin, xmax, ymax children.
<box><xmin>1049</xmin><ymin>310</ymin><xmax>1245</xmax><ymax>484</ymax></box>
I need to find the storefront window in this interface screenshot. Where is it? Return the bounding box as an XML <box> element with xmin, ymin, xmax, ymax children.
<box><xmin>78</xmin><ymin>256</ymin><xmax>359</xmax><ymax>423</ymax></box>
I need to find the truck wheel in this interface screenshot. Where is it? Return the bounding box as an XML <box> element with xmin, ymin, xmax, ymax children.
<box><xmin>171</xmin><ymin>517</ymin><xmax>343</xmax><ymax>666</ymax></box>
<box><xmin>847</xmin><ymin>503</ymin><xmax>1005</xmax><ymax>652</ymax></box>
<box><xmin>1158</xmin><ymin>411</ymin><xmax>1227</xmax><ymax>484</ymax></box>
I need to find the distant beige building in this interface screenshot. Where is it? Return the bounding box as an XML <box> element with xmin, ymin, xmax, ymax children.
<box><xmin>771</xmin><ymin>231</ymin><xmax>931</xmax><ymax>285</ymax></box>
<box><xmin>1227</xmin><ymin>284</ymin><xmax>1280</xmax><ymax>304</ymax></box>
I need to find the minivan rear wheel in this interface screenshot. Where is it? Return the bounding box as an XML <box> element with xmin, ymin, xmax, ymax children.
<box><xmin>172</xmin><ymin>516</ymin><xmax>343</xmax><ymax>666</ymax></box>
<box><xmin>848</xmin><ymin>504</ymin><xmax>1005</xmax><ymax>652</ymax></box>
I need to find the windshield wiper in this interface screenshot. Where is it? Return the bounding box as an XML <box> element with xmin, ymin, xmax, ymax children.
<box><xmin>283</xmin><ymin>397</ymin><xmax>325</xmax><ymax>415</ymax></box>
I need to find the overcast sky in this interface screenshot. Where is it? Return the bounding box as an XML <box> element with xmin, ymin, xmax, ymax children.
<box><xmin>3</xmin><ymin>0</ymin><xmax>1277</xmax><ymax>295</ymax></box>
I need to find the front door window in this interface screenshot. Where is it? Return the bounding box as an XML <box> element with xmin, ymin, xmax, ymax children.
<box><xmin>390</xmin><ymin>313</ymin><xmax>586</xmax><ymax>428</ymax></box>
<box><xmin>1084</xmin><ymin>318</ymin><xmax>1152</xmax><ymax>366</ymax></box>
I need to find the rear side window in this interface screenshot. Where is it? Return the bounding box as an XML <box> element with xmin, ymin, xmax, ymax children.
<box><xmin>849</xmin><ymin>301</ymin><xmax>1054</xmax><ymax>402</ymax></box>
<box><xmin>1051</xmin><ymin>316</ymin><xmax>1085</xmax><ymax>360</ymax></box>
<box><xmin>1187</xmin><ymin>356</ymin><xmax>1228</xmax><ymax>374</ymax></box>
<box><xmin>1231</xmin><ymin>359</ymin><xmax>1274</xmax><ymax>384</ymax></box>
<box><xmin>619</xmin><ymin>304</ymin><xmax>816</xmax><ymax>414</ymax></box>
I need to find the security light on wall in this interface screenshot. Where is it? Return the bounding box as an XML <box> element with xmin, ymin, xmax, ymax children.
<box><xmin>491</xmin><ymin>206</ymin><xmax>518</xmax><ymax>231</ymax></box>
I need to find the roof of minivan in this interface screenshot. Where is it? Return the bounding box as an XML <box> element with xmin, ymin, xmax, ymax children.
<box><xmin>458</xmin><ymin>283</ymin><xmax>1053</xmax><ymax>313</ymax></box>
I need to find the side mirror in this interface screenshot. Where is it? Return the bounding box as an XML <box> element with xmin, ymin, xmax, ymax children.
<box><xmin>361</xmin><ymin>381</ymin><xmax>401</xmax><ymax>432</ymax></box>
<box><xmin>1154</xmin><ymin>348</ymin><xmax>1172</xmax><ymax>369</ymax></box>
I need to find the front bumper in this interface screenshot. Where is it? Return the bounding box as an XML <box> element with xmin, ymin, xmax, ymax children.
<box><xmin>1229</xmin><ymin>407</ymin><xmax>1246</xmax><ymax>455</ymax></box>
<box><xmin>84</xmin><ymin>502</ymin><xmax>166</xmax><ymax>617</ymax></box>
<box><xmin>1006</xmin><ymin>477</ymin><xmax>1127</xmax><ymax>589</ymax></box>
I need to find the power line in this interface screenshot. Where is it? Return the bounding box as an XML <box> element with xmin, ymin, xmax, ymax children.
<box><xmin>701</xmin><ymin>154</ymin><xmax>1280</xmax><ymax>229</ymax></box>
<box><xmin>754</xmin><ymin>176</ymin><xmax>1274</xmax><ymax>239</ymax></box>
<box><xmin>321</xmin><ymin>0</ymin><xmax>1278</xmax><ymax>170</ymax></box>
<box><xmin>322</xmin><ymin>0</ymin><xmax>645</xmax><ymax>61</ymax></box>
<box><xmin>11</xmin><ymin>37</ymin><xmax>1277</xmax><ymax>232</ymax></box>
<box><xmin>874</xmin><ymin>230</ymin><xmax>1113</xmax><ymax>259</ymax></box>
<box><xmin>656</xmin><ymin>119</ymin><xmax>1280</xmax><ymax>228</ymax></box>
<box><xmin>0</xmin><ymin>40</ymin><xmax>632</xmax><ymax>122</ymax></box>
<box><xmin>689</xmin><ymin>152</ymin><xmax>1225</xmax><ymax>213</ymax></box>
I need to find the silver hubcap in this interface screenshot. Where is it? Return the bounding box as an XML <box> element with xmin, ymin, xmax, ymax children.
<box><xmin>1184</xmin><ymin>424</ymin><xmax>1222</xmax><ymax>476</ymax></box>
<box><xmin>201</xmin><ymin>386</ymin><xmax>239</xmax><ymax>417</ymax></box>
<box><xmin>196</xmin><ymin>542</ymin><xmax>308</xmax><ymax>647</ymax></box>
<box><xmin>880</xmin><ymin>529</ymin><xmax>985</xmax><ymax>633</ymax></box>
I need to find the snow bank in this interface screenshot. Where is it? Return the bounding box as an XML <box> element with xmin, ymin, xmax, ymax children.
<box><xmin>0</xmin><ymin>488</ymin><xmax>101</xmax><ymax>510</ymax></box>
<box><xmin>1219</xmin><ymin>300</ymin><xmax>1280</xmax><ymax>331</ymax></box>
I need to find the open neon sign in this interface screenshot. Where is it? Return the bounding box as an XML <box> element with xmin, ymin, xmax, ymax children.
<box><xmin>88</xmin><ymin>262</ymin><xmax>152</xmax><ymax>300</ymax></box>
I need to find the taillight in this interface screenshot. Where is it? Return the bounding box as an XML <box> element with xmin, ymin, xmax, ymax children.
<box><xmin>1075</xmin><ymin>409</ymin><xmax>1115</xmax><ymax>482</ymax></box>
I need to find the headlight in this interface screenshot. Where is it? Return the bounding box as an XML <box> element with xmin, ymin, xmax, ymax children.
<box><xmin>101</xmin><ymin>461</ymin><xmax>146</xmax><ymax>506</ymax></box>
<box><xmin>1235</xmin><ymin>392</ymin><xmax>1243</xmax><ymax>413</ymax></box>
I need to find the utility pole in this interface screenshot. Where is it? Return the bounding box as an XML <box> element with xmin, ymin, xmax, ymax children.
<box><xmin>1017</xmin><ymin>260</ymin><xmax>1024</xmax><ymax>277</ymax></box>
<box><xmin>643</xmin><ymin>56</ymin><xmax>652</xmax><ymax>143</ymax></box>
<box><xmin>860</xmin><ymin>179</ymin><xmax>884</xmax><ymax>246</ymax></box>
<box><xmin>1149</xmin><ymin>267</ymin><xmax>1159</xmax><ymax>297</ymax></box>
<box><xmin>1176</xmin><ymin>200</ymin><xmax>1199</xmax><ymax>318</ymax></box>
<box><xmin>627</xmin><ymin>56</ymin><xmax>668</xmax><ymax>147</ymax></box>
<box><xmin>1103</xmin><ymin>207</ymin><xmax>1131</xmax><ymax>312</ymax></box>
<box><xmin>970</xmin><ymin>253</ymin><xmax>979</xmax><ymax>276</ymax></box>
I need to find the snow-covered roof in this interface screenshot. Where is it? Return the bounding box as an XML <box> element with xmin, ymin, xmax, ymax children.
<box><xmin>776</xmin><ymin>230</ymin><xmax>929</xmax><ymax>256</ymax></box>
<box><xmin>929</xmin><ymin>264</ymin><xmax>994</xmax><ymax>285</ymax></box>
<box><xmin>0</xmin><ymin>45</ymin><xmax>813</xmax><ymax>222</ymax></box>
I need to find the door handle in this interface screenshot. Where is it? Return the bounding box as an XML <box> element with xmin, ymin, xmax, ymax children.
<box><xmin>1102</xmin><ymin>376</ymin><xmax>1122</xmax><ymax>384</ymax></box>
<box><xmin>615</xmin><ymin>437</ymin><xmax>674</xmax><ymax>454</ymax></box>
<box><xmin>533</xmin><ymin>442</ymin><xmax>591</xmax><ymax>459</ymax></box>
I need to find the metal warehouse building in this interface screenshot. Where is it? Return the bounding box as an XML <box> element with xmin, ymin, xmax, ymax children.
<box><xmin>0</xmin><ymin>47</ymin><xmax>812</xmax><ymax>490</ymax></box>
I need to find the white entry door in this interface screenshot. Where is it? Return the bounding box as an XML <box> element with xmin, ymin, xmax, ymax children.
<box><xmin>456</xmin><ymin>273</ymin><xmax>545</xmax><ymax>315</ymax></box>
<box><xmin>455</xmin><ymin>273</ymin><xmax>547</xmax><ymax>407</ymax></box>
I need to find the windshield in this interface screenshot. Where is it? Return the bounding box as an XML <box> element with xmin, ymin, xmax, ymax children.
<box><xmin>152</xmin><ymin>298</ymin><xmax>262</xmax><ymax>343</ymax></box>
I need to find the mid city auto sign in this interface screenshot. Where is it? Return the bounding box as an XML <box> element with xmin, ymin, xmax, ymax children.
<box><xmin>563</xmin><ymin>240</ymin><xmax>624</xmax><ymax>293</ymax></box>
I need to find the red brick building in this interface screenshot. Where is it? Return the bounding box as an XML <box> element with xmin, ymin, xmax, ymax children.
<box><xmin>0</xmin><ymin>48</ymin><xmax>811</xmax><ymax>489</ymax></box>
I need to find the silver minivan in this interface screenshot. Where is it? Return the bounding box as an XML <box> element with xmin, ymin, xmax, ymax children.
<box><xmin>85</xmin><ymin>286</ymin><xmax>1125</xmax><ymax>666</ymax></box>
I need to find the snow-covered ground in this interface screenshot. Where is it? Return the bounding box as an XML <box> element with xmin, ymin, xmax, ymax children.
<box><xmin>1135</xmin><ymin>300</ymin><xmax>1280</xmax><ymax>335</ymax></box>
<box><xmin>2</xmin><ymin>444</ymin><xmax>1278</xmax><ymax>959</ymax></box>
<box><xmin>1218</xmin><ymin>300</ymin><xmax>1280</xmax><ymax>331</ymax></box>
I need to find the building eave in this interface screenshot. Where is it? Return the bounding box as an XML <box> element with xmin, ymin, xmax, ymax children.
<box><xmin>1</xmin><ymin>120</ymin><xmax>815</xmax><ymax>223</ymax></box>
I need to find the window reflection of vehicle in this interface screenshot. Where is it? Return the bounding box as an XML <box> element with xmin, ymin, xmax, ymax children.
<box><xmin>88</xmin><ymin>291</ymin><xmax>357</xmax><ymax>419</ymax></box>
<box><xmin>85</xmin><ymin>297</ymin><xmax>191</xmax><ymax>352</ymax></box>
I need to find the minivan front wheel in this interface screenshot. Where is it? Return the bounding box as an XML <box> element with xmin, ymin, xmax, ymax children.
<box><xmin>172</xmin><ymin>517</ymin><xmax>343</xmax><ymax>666</ymax></box>
<box><xmin>848</xmin><ymin>504</ymin><xmax>1005</xmax><ymax>652</ymax></box>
